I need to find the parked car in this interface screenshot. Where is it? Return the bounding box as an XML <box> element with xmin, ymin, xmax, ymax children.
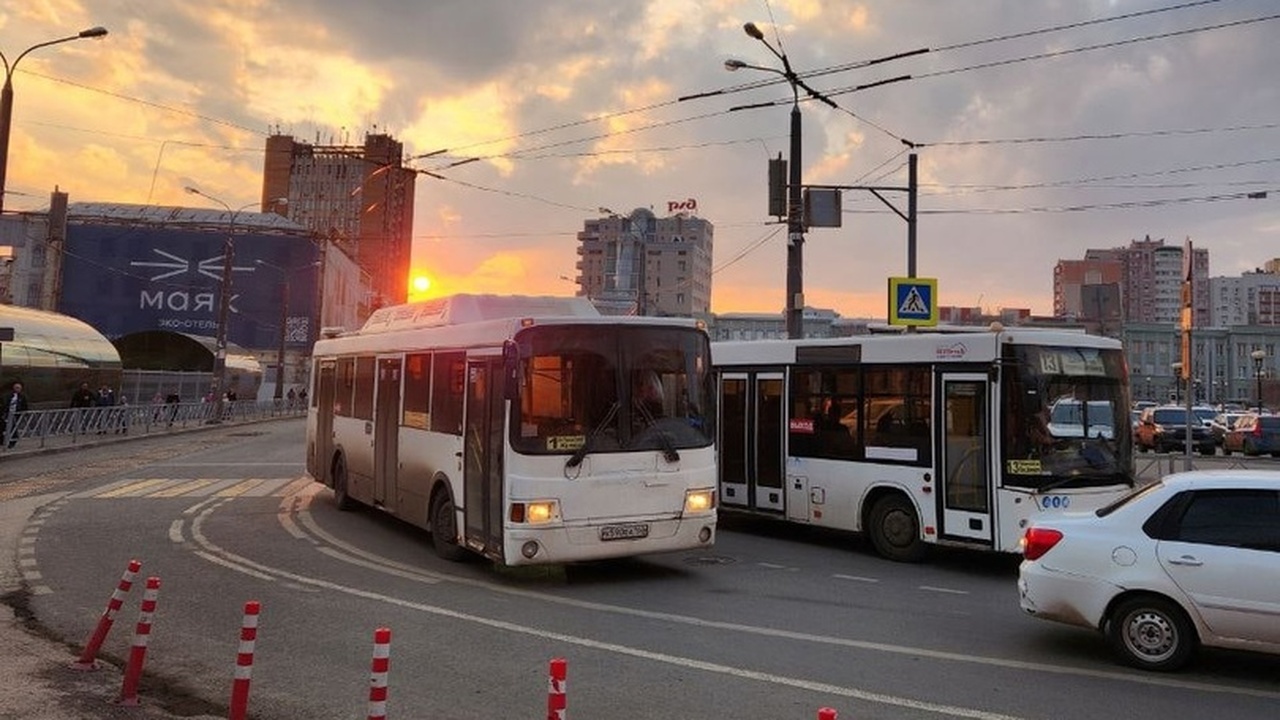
<box><xmin>1018</xmin><ymin>470</ymin><xmax>1280</xmax><ymax>671</ymax></box>
<box><xmin>1222</xmin><ymin>413</ymin><xmax>1280</xmax><ymax>457</ymax></box>
<box><xmin>1190</xmin><ymin>405</ymin><xmax>1217</xmax><ymax>430</ymax></box>
<box><xmin>1134</xmin><ymin>406</ymin><xmax>1215</xmax><ymax>455</ymax></box>
<box><xmin>1208</xmin><ymin>412</ymin><xmax>1247</xmax><ymax>447</ymax></box>
<box><xmin>1047</xmin><ymin>399</ymin><xmax>1115</xmax><ymax>439</ymax></box>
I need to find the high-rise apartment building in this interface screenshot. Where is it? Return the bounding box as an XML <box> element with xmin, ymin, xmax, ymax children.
<box><xmin>1053</xmin><ymin>236</ymin><xmax>1209</xmax><ymax>325</ymax></box>
<box><xmin>1209</xmin><ymin>269</ymin><xmax>1280</xmax><ymax>326</ymax></box>
<box><xmin>574</xmin><ymin>208</ymin><xmax>712</xmax><ymax>319</ymax></box>
<box><xmin>262</xmin><ymin>132</ymin><xmax>416</xmax><ymax>308</ymax></box>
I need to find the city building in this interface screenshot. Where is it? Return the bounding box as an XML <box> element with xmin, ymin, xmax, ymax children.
<box><xmin>1053</xmin><ymin>236</ymin><xmax>1210</xmax><ymax>328</ymax></box>
<box><xmin>1209</xmin><ymin>268</ymin><xmax>1280</xmax><ymax>326</ymax></box>
<box><xmin>574</xmin><ymin>207</ymin><xmax>712</xmax><ymax>319</ymax></box>
<box><xmin>262</xmin><ymin>132</ymin><xmax>416</xmax><ymax>309</ymax></box>
<box><xmin>1124</xmin><ymin>323</ymin><xmax>1277</xmax><ymax>407</ymax></box>
<box><xmin>0</xmin><ymin>196</ymin><xmax>364</xmax><ymax>397</ymax></box>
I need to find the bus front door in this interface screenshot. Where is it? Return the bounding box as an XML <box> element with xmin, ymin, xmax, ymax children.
<box><xmin>373</xmin><ymin>358</ymin><xmax>401</xmax><ymax>510</ymax></box>
<box><xmin>718</xmin><ymin>372</ymin><xmax>785</xmax><ymax>512</ymax></box>
<box><xmin>463</xmin><ymin>358</ymin><xmax>504</xmax><ymax>558</ymax></box>
<box><xmin>938</xmin><ymin>374</ymin><xmax>993</xmax><ymax>543</ymax></box>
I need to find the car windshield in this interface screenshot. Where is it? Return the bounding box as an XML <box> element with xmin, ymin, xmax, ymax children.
<box><xmin>1001</xmin><ymin>344</ymin><xmax>1133</xmax><ymax>490</ymax></box>
<box><xmin>1191</xmin><ymin>407</ymin><xmax>1216</xmax><ymax>423</ymax></box>
<box><xmin>1153</xmin><ymin>408</ymin><xmax>1190</xmax><ymax>424</ymax></box>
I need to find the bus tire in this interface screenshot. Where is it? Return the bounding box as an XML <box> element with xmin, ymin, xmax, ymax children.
<box><xmin>867</xmin><ymin>494</ymin><xmax>926</xmax><ymax>563</ymax></box>
<box><xmin>332</xmin><ymin>456</ymin><xmax>356</xmax><ymax>511</ymax></box>
<box><xmin>430</xmin><ymin>491</ymin><xmax>468</xmax><ymax>562</ymax></box>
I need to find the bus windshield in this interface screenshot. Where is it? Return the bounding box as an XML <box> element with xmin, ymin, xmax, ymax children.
<box><xmin>511</xmin><ymin>325</ymin><xmax>713</xmax><ymax>456</ymax></box>
<box><xmin>1001</xmin><ymin>344</ymin><xmax>1132</xmax><ymax>489</ymax></box>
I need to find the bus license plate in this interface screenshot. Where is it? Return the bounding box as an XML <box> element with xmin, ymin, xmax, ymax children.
<box><xmin>600</xmin><ymin>523</ymin><xmax>650</xmax><ymax>541</ymax></box>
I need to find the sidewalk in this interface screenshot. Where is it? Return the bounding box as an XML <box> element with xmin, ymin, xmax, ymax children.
<box><xmin>0</xmin><ymin>419</ymin><xmax>299</xmax><ymax>719</ymax></box>
<box><xmin>0</xmin><ymin>494</ymin><xmax>222</xmax><ymax>719</ymax></box>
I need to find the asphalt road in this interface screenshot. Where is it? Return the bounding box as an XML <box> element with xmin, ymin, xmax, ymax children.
<box><xmin>5</xmin><ymin>420</ymin><xmax>1279</xmax><ymax>720</ymax></box>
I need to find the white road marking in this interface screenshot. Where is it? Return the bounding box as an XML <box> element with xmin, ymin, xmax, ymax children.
<box><xmin>182</xmin><ymin>499</ymin><xmax>1280</xmax><ymax>706</ymax></box>
<box><xmin>832</xmin><ymin>574</ymin><xmax>880</xmax><ymax>583</ymax></box>
<box><xmin>168</xmin><ymin>520</ymin><xmax>184</xmax><ymax>544</ymax></box>
<box><xmin>919</xmin><ymin>585</ymin><xmax>970</xmax><ymax>596</ymax></box>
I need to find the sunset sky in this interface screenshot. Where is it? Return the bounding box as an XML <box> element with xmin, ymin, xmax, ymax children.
<box><xmin>3</xmin><ymin>0</ymin><xmax>1278</xmax><ymax>318</ymax></box>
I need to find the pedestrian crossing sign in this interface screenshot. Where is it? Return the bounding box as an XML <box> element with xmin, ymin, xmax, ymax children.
<box><xmin>888</xmin><ymin>277</ymin><xmax>938</xmax><ymax>326</ymax></box>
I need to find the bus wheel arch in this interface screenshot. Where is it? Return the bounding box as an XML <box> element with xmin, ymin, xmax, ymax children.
<box><xmin>331</xmin><ymin>452</ymin><xmax>357</xmax><ymax>511</ymax></box>
<box><xmin>428</xmin><ymin>477</ymin><xmax>469</xmax><ymax>562</ymax></box>
<box><xmin>863</xmin><ymin>488</ymin><xmax>927</xmax><ymax>563</ymax></box>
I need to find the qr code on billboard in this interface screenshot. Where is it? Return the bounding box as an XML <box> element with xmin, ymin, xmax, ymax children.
<box><xmin>286</xmin><ymin>316</ymin><xmax>310</xmax><ymax>343</ymax></box>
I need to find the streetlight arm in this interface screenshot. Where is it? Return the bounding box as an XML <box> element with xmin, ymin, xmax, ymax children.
<box><xmin>6</xmin><ymin>27</ymin><xmax>108</xmax><ymax>78</ymax></box>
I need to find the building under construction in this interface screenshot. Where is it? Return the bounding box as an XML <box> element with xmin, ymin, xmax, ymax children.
<box><xmin>262</xmin><ymin>132</ymin><xmax>416</xmax><ymax>308</ymax></box>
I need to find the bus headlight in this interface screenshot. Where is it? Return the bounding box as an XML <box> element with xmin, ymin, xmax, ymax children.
<box><xmin>510</xmin><ymin>501</ymin><xmax>559</xmax><ymax>524</ymax></box>
<box><xmin>683</xmin><ymin>489</ymin><xmax>715</xmax><ymax>514</ymax></box>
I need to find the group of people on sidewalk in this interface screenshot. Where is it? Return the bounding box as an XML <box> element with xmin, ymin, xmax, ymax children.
<box><xmin>69</xmin><ymin>381</ymin><xmax>129</xmax><ymax>435</ymax></box>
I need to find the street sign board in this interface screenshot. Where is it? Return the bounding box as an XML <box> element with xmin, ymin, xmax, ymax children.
<box><xmin>888</xmin><ymin>277</ymin><xmax>937</xmax><ymax>326</ymax></box>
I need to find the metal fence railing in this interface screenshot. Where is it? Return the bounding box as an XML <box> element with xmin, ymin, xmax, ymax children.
<box><xmin>1</xmin><ymin>400</ymin><xmax>306</xmax><ymax>454</ymax></box>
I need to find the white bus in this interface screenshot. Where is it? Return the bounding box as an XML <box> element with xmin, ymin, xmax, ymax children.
<box><xmin>306</xmin><ymin>294</ymin><xmax>717</xmax><ymax>566</ymax></box>
<box><xmin>712</xmin><ymin>326</ymin><xmax>1134</xmax><ymax>561</ymax></box>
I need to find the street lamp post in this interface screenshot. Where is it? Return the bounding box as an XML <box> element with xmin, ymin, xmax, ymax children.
<box><xmin>726</xmin><ymin>22</ymin><xmax>809</xmax><ymax>339</ymax></box>
<box><xmin>1171</xmin><ymin>362</ymin><xmax>1182</xmax><ymax>404</ymax></box>
<box><xmin>256</xmin><ymin>261</ymin><xmax>290</xmax><ymax>402</ymax></box>
<box><xmin>0</xmin><ymin>26</ymin><xmax>107</xmax><ymax>214</ymax></box>
<box><xmin>184</xmin><ymin>186</ymin><xmax>265</xmax><ymax>421</ymax></box>
<box><xmin>255</xmin><ymin>258</ymin><xmax>315</xmax><ymax>402</ymax></box>
<box><xmin>1252</xmin><ymin>349</ymin><xmax>1266</xmax><ymax>414</ymax></box>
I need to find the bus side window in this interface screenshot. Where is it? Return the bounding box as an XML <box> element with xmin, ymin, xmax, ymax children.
<box><xmin>431</xmin><ymin>351</ymin><xmax>465</xmax><ymax>435</ymax></box>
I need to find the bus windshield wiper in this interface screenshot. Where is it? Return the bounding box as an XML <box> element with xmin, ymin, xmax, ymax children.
<box><xmin>634</xmin><ymin>402</ymin><xmax>681</xmax><ymax>463</ymax></box>
<box><xmin>565</xmin><ymin>401</ymin><xmax>619</xmax><ymax>470</ymax></box>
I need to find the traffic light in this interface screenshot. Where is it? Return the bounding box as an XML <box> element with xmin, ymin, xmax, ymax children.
<box><xmin>768</xmin><ymin>154</ymin><xmax>787</xmax><ymax>218</ymax></box>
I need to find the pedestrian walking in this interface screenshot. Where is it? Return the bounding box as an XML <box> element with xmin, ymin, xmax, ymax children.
<box><xmin>2</xmin><ymin>381</ymin><xmax>30</xmax><ymax>449</ymax></box>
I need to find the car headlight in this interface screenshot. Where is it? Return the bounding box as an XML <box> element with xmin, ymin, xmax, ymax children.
<box><xmin>683</xmin><ymin>489</ymin><xmax>715</xmax><ymax>514</ymax></box>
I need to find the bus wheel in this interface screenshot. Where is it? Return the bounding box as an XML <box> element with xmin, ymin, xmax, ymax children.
<box><xmin>332</xmin><ymin>457</ymin><xmax>356</xmax><ymax>511</ymax></box>
<box><xmin>430</xmin><ymin>493</ymin><xmax>468</xmax><ymax>562</ymax></box>
<box><xmin>868</xmin><ymin>494</ymin><xmax>926</xmax><ymax>563</ymax></box>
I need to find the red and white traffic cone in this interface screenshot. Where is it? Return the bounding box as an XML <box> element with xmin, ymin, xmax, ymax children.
<box><xmin>228</xmin><ymin>601</ymin><xmax>260</xmax><ymax>720</ymax></box>
<box><xmin>547</xmin><ymin>657</ymin><xmax>567</xmax><ymax>720</ymax></box>
<box><xmin>118</xmin><ymin>576</ymin><xmax>160</xmax><ymax>706</ymax></box>
<box><xmin>818</xmin><ymin>708</ymin><xmax>838</xmax><ymax>720</ymax></box>
<box><xmin>73</xmin><ymin>559</ymin><xmax>141</xmax><ymax>670</ymax></box>
<box><xmin>367</xmin><ymin>627</ymin><xmax>391</xmax><ymax>720</ymax></box>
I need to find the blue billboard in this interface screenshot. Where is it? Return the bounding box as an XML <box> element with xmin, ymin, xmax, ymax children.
<box><xmin>60</xmin><ymin>223</ymin><xmax>320</xmax><ymax>352</ymax></box>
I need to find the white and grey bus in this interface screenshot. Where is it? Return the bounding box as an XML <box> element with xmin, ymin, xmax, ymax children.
<box><xmin>306</xmin><ymin>294</ymin><xmax>717</xmax><ymax>566</ymax></box>
<box><xmin>712</xmin><ymin>327</ymin><xmax>1133</xmax><ymax>561</ymax></box>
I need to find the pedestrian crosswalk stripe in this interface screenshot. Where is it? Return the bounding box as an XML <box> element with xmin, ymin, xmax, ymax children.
<box><xmin>73</xmin><ymin>478</ymin><xmax>311</xmax><ymax>499</ymax></box>
<box><xmin>94</xmin><ymin>479</ymin><xmax>169</xmax><ymax>498</ymax></box>
<box><xmin>147</xmin><ymin>479</ymin><xmax>219</xmax><ymax>498</ymax></box>
<box><xmin>215</xmin><ymin>478</ymin><xmax>271</xmax><ymax>497</ymax></box>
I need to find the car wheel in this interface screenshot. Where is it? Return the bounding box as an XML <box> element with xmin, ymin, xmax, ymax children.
<box><xmin>867</xmin><ymin>494</ymin><xmax>926</xmax><ymax>563</ymax></box>
<box><xmin>332</xmin><ymin>456</ymin><xmax>357</xmax><ymax>511</ymax></box>
<box><xmin>1107</xmin><ymin>596</ymin><xmax>1197</xmax><ymax>672</ymax></box>
<box><xmin>430</xmin><ymin>491</ymin><xmax>469</xmax><ymax>562</ymax></box>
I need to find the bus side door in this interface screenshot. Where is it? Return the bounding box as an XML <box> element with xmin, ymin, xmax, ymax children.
<box><xmin>374</xmin><ymin>358</ymin><xmax>401</xmax><ymax>510</ymax></box>
<box><xmin>718</xmin><ymin>371</ymin><xmax>785</xmax><ymax>512</ymax></box>
<box><xmin>938</xmin><ymin>373</ymin><xmax>993</xmax><ymax>543</ymax></box>
<box><xmin>311</xmin><ymin>359</ymin><xmax>336</xmax><ymax>482</ymax></box>
<box><xmin>463</xmin><ymin>357</ymin><xmax>505</xmax><ymax>558</ymax></box>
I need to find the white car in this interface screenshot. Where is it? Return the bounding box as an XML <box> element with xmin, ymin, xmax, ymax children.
<box><xmin>1017</xmin><ymin>471</ymin><xmax>1280</xmax><ymax>671</ymax></box>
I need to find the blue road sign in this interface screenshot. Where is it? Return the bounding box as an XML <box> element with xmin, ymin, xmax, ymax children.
<box><xmin>888</xmin><ymin>277</ymin><xmax>938</xmax><ymax>326</ymax></box>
